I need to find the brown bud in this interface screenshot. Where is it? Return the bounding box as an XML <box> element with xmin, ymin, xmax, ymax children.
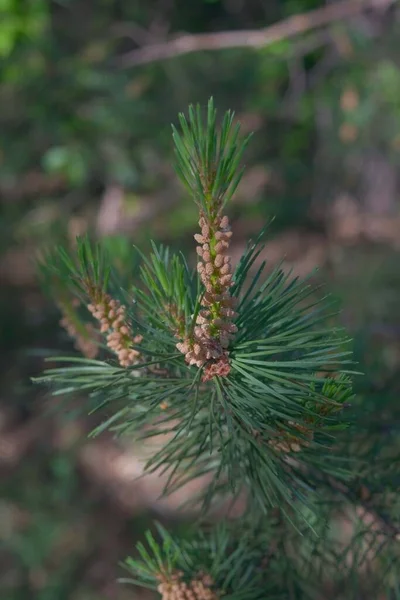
<box><xmin>220</xmin><ymin>215</ymin><xmax>229</xmax><ymax>229</ymax></box>
<box><xmin>214</xmin><ymin>254</ymin><xmax>224</xmax><ymax>268</ymax></box>
<box><xmin>220</xmin><ymin>263</ymin><xmax>231</xmax><ymax>275</ymax></box>
<box><xmin>215</xmin><ymin>241</ymin><xmax>228</xmax><ymax>253</ymax></box>
<box><xmin>205</xmin><ymin>263</ymin><xmax>214</xmax><ymax>275</ymax></box>
<box><xmin>201</xmin><ymin>225</ymin><xmax>210</xmax><ymax>238</ymax></box>
<box><xmin>220</xmin><ymin>274</ymin><xmax>233</xmax><ymax>286</ymax></box>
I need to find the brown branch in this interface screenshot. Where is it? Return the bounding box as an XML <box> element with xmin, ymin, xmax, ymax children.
<box><xmin>319</xmin><ymin>472</ymin><xmax>400</xmax><ymax>540</ymax></box>
<box><xmin>290</xmin><ymin>457</ymin><xmax>400</xmax><ymax>540</ymax></box>
<box><xmin>116</xmin><ymin>0</ymin><xmax>394</xmax><ymax>68</ymax></box>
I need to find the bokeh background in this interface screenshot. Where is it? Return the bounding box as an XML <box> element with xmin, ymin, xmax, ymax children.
<box><xmin>1</xmin><ymin>1</ymin><xmax>400</xmax><ymax>598</ymax></box>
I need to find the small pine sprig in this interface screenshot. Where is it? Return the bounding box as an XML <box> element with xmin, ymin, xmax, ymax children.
<box><xmin>172</xmin><ymin>98</ymin><xmax>251</xmax><ymax>215</ymax></box>
<box><xmin>120</xmin><ymin>506</ymin><xmax>400</xmax><ymax>600</ymax></box>
<box><xmin>269</xmin><ymin>374</ymin><xmax>354</xmax><ymax>454</ymax></box>
<box><xmin>120</xmin><ymin>522</ymin><xmax>270</xmax><ymax>600</ymax></box>
<box><xmin>37</xmin><ymin>237</ymin><xmax>142</xmax><ymax>367</ymax></box>
<box><xmin>87</xmin><ymin>294</ymin><xmax>142</xmax><ymax>367</ymax></box>
<box><xmin>72</xmin><ymin>239</ymin><xmax>142</xmax><ymax>366</ymax></box>
<box><xmin>173</xmin><ymin>99</ymin><xmax>249</xmax><ymax>381</ymax></box>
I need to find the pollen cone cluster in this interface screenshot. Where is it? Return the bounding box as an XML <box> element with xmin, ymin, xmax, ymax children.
<box><xmin>157</xmin><ymin>571</ymin><xmax>218</xmax><ymax>600</ymax></box>
<box><xmin>176</xmin><ymin>213</ymin><xmax>237</xmax><ymax>381</ymax></box>
<box><xmin>60</xmin><ymin>315</ymin><xmax>99</xmax><ymax>359</ymax></box>
<box><xmin>87</xmin><ymin>294</ymin><xmax>142</xmax><ymax>367</ymax></box>
<box><xmin>268</xmin><ymin>422</ymin><xmax>314</xmax><ymax>453</ymax></box>
<box><xmin>58</xmin><ymin>300</ymin><xmax>99</xmax><ymax>359</ymax></box>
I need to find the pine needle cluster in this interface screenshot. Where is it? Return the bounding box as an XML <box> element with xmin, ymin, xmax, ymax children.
<box><xmin>35</xmin><ymin>99</ymin><xmax>400</xmax><ymax>599</ymax></box>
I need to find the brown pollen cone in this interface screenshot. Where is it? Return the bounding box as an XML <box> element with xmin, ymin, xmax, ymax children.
<box><xmin>87</xmin><ymin>293</ymin><xmax>142</xmax><ymax>367</ymax></box>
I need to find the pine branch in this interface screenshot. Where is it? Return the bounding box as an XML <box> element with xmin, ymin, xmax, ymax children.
<box><xmin>33</xmin><ymin>98</ymin><xmax>400</xmax><ymax>599</ymax></box>
<box><xmin>34</xmin><ymin>100</ymin><xmax>358</xmax><ymax>526</ymax></box>
<box><xmin>116</xmin><ymin>0</ymin><xmax>395</xmax><ymax>68</ymax></box>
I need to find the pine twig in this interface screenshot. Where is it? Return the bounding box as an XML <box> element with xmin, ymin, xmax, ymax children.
<box><xmin>319</xmin><ymin>472</ymin><xmax>400</xmax><ymax>540</ymax></box>
<box><xmin>116</xmin><ymin>0</ymin><xmax>394</xmax><ymax>68</ymax></box>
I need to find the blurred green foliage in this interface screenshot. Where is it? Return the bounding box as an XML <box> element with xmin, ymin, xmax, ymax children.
<box><xmin>1</xmin><ymin>439</ymin><xmax>152</xmax><ymax>600</ymax></box>
<box><xmin>1</xmin><ymin>0</ymin><xmax>399</xmax><ymax>244</ymax></box>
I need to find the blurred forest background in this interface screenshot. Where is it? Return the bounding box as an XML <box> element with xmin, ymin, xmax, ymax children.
<box><xmin>1</xmin><ymin>0</ymin><xmax>400</xmax><ymax>598</ymax></box>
